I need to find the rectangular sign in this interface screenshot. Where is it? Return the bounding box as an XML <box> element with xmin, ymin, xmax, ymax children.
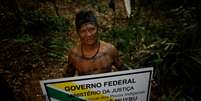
<box><xmin>40</xmin><ymin>67</ymin><xmax>153</xmax><ymax>101</ymax></box>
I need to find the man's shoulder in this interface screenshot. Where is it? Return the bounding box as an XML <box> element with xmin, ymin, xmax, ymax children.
<box><xmin>101</xmin><ymin>40</ymin><xmax>115</xmax><ymax>48</ymax></box>
<box><xmin>100</xmin><ymin>40</ymin><xmax>116</xmax><ymax>53</ymax></box>
<box><xmin>68</xmin><ymin>44</ymin><xmax>81</xmax><ymax>57</ymax></box>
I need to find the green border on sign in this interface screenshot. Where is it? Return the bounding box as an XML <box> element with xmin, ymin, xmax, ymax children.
<box><xmin>47</xmin><ymin>86</ymin><xmax>85</xmax><ymax>101</ymax></box>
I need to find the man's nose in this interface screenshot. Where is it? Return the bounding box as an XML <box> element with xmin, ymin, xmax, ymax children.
<box><xmin>86</xmin><ymin>30</ymin><xmax>92</xmax><ymax>36</ymax></box>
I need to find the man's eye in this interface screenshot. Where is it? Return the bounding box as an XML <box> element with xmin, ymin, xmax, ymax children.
<box><xmin>88</xmin><ymin>27</ymin><xmax>95</xmax><ymax>32</ymax></box>
<box><xmin>80</xmin><ymin>29</ymin><xmax>87</xmax><ymax>33</ymax></box>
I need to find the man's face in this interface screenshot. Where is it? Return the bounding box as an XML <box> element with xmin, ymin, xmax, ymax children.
<box><xmin>78</xmin><ymin>23</ymin><xmax>98</xmax><ymax>45</ymax></box>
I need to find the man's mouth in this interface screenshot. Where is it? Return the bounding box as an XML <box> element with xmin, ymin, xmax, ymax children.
<box><xmin>87</xmin><ymin>39</ymin><xmax>94</xmax><ymax>42</ymax></box>
<box><xmin>87</xmin><ymin>37</ymin><xmax>94</xmax><ymax>41</ymax></box>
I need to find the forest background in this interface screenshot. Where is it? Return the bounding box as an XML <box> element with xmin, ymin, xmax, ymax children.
<box><xmin>0</xmin><ymin>0</ymin><xmax>201</xmax><ymax>101</ymax></box>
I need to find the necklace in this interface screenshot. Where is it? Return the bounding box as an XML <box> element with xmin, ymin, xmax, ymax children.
<box><xmin>81</xmin><ymin>42</ymin><xmax>100</xmax><ymax>60</ymax></box>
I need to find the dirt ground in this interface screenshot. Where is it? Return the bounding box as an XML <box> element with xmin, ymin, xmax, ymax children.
<box><xmin>3</xmin><ymin>63</ymin><xmax>64</xmax><ymax>101</ymax></box>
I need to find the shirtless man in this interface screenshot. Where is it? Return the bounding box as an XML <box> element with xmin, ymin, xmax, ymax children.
<box><xmin>63</xmin><ymin>10</ymin><xmax>128</xmax><ymax>77</ymax></box>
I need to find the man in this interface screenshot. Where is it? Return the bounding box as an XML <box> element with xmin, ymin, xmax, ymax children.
<box><xmin>63</xmin><ymin>10</ymin><xmax>128</xmax><ymax>77</ymax></box>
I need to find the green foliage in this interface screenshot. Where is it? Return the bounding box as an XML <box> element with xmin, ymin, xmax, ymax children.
<box><xmin>0</xmin><ymin>8</ymin><xmax>71</xmax><ymax>71</ymax></box>
<box><xmin>19</xmin><ymin>10</ymin><xmax>71</xmax><ymax>62</ymax></box>
<box><xmin>98</xmin><ymin>4</ymin><xmax>110</xmax><ymax>13</ymax></box>
<box><xmin>0</xmin><ymin>8</ymin><xmax>20</xmax><ymax>38</ymax></box>
<box><xmin>21</xmin><ymin>10</ymin><xmax>69</xmax><ymax>35</ymax></box>
<box><xmin>17</xmin><ymin>10</ymin><xmax>71</xmax><ymax>61</ymax></box>
<box><xmin>64</xmin><ymin>0</ymin><xmax>73</xmax><ymax>3</ymax></box>
<box><xmin>101</xmin><ymin>2</ymin><xmax>201</xmax><ymax>100</ymax></box>
<box><xmin>160</xmin><ymin>87</ymin><xmax>194</xmax><ymax>101</ymax></box>
<box><xmin>14</xmin><ymin>34</ymin><xmax>32</xmax><ymax>44</ymax></box>
<box><xmin>130</xmin><ymin>3</ymin><xmax>201</xmax><ymax>101</ymax></box>
<box><xmin>101</xmin><ymin>15</ymin><xmax>166</xmax><ymax>68</ymax></box>
<box><xmin>48</xmin><ymin>33</ymin><xmax>73</xmax><ymax>61</ymax></box>
<box><xmin>1</xmin><ymin>0</ymin><xmax>201</xmax><ymax>100</ymax></box>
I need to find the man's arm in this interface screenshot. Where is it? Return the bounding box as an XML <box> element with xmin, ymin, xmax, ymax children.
<box><xmin>63</xmin><ymin>51</ymin><xmax>76</xmax><ymax>77</ymax></box>
<box><xmin>111</xmin><ymin>46</ymin><xmax>129</xmax><ymax>70</ymax></box>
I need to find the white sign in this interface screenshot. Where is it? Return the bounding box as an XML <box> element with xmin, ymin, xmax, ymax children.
<box><xmin>40</xmin><ymin>67</ymin><xmax>153</xmax><ymax>101</ymax></box>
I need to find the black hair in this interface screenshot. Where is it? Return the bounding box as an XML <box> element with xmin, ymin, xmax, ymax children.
<box><xmin>75</xmin><ymin>10</ymin><xmax>97</xmax><ymax>31</ymax></box>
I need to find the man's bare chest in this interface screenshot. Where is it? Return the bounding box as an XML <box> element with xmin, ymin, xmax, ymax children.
<box><xmin>72</xmin><ymin>53</ymin><xmax>113</xmax><ymax>75</ymax></box>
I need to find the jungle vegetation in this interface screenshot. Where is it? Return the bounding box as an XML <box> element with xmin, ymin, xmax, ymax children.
<box><xmin>0</xmin><ymin>0</ymin><xmax>201</xmax><ymax>101</ymax></box>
